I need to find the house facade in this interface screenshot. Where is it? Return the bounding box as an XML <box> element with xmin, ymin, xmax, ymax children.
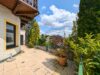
<box><xmin>0</xmin><ymin>0</ymin><xmax>38</xmax><ymax>61</ymax></box>
<box><xmin>20</xmin><ymin>29</ymin><xmax>26</xmax><ymax>45</ymax></box>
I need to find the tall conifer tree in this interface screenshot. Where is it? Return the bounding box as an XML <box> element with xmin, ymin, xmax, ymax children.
<box><xmin>77</xmin><ymin>0</ymin><xmax>100</xmax><ymax>37</ymax></box>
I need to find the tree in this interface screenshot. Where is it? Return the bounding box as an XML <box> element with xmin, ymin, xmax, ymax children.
<box><xmin>50</xmin><ymin>35</ymin><xmax>63</xmax><ymax>48</ymax></box>
<box><xmin>77</xmin><ymin>0</ymin><xmax>100</xmax><ymax>37</ymax></box>
<box><xmin>38</xmin><ymin>34</ymin><xmax>47</xmax><ymax>46</ymax></box>
<box><xmin>28</xmin><ymin>20</ymin><xmax>40</xmax><ymax>47</ymax></box>
<box><xmin>71</xmin><ymin>21</ymin><xmax>78</xmax><ymax>41</ymax></box>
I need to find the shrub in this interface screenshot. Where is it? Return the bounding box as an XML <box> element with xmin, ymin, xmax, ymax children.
<box><xmin>68</xmin><ymin>33</ymin><xmax>100</xmax><ymax>75</ymax></box>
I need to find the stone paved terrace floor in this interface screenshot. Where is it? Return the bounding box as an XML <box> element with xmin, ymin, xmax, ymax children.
<box><xmin>0</xmin><ymin>46</ymin><xmax>75</xmax><ymax>75</ymax></box>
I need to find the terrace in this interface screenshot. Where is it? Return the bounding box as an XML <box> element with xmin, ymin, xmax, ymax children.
<box><xmin>0</xmin><ymin>46</ymin><xmax>75</xmax><ymax>75</ymax></box>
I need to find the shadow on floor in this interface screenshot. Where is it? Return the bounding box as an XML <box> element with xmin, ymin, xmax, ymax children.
<box><xmin>42</xmin><ymin>58</ymin><xmax>76</xmax><ymax>75</ymax></box>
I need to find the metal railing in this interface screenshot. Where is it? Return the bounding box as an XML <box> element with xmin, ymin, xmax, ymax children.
<box><xmin>78</xmin><ymin>55</ymin><xmax>83</xmax><ymax>75</ymax></box>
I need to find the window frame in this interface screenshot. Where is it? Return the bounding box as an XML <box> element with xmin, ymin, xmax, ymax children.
<box><xmin>6</xmin><ymin>22</ymin><xmax>16</xmax><ymax>49</ymax></box>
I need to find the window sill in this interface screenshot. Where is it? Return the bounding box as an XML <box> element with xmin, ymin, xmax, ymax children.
<box><xmin>6</xmin><ymin>46</ymin><xmax>19</xmax><ymax>50</ymax></box>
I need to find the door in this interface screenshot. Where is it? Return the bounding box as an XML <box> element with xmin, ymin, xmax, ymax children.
<box><xmin>20</xmin><ymin>35</ymin><xmax>24</xmax><ymax>45</ymax></box>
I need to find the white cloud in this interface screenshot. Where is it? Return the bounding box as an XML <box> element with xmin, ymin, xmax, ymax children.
<box><xmin>73</xmin><ymin>4</ymin><xmax>79</xmax><ymax>8</ymax></box>
<box><xmin>42</xmin><ymin>6</ymin><xmax>46</xmax><ymax>10</ymax></box>
<box><xmin>47</xmin><ymin>26</ymin><xmax>72</xmax><ymax>37</ymax></box>
<box><xmin>39</xmin><ymin>5</ymin><xmax>77</xmax><ymax>36</ymax></box>
<box><xmin>40</xmin><ymin>30</ymin><xmax>45</xmax><ymax>34</ymax></box>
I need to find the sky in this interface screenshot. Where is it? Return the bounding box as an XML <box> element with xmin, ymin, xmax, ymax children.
<box><xmin>35</xmin><ymin>0</ymin><xmax>80</xmax><ymax>37</ymax></box>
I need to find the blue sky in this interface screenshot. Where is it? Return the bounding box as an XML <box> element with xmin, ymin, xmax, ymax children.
<box><xmin>35</xmin><ymin>0</ymin><xmax>80</xmax><ymax>37</ymax></box>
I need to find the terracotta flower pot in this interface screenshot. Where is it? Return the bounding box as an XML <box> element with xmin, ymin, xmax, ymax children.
<box><xmin>58</xmin><ymin>56</ymin><xmax>67</xmax><ymax>66</ymax></box>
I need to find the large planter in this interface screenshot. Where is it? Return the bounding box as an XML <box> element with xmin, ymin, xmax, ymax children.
<box><xmin>57</xmin><ymin>55</ymin><xmax>67</xmax><ymax>66</ymax></box>
<box><xmin>56</xmin><ymin>48</ymin><xmax>67</xmax><ymax>66</ymax></box>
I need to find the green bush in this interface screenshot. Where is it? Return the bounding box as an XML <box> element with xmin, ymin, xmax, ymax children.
<box><xmin>68</xmin><ymin>33</ymin><xmax>100</xmax><ymax>75</ymax></box>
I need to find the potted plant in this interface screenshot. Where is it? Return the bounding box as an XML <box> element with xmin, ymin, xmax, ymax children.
<box><xmin>56</xmin><ymin>48</ymin><xmax>67</xmax><ymax>66</ymax></box>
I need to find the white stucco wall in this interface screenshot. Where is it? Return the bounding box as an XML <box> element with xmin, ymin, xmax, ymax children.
<box><xmin>0</xmin><ymin>5</ymin><xmax>21</xmax><ymax>61</ymax></box>
<box><xmin>20</xmin><ymin>30</ymin><xmax>26</xmax><ymax>45</ymax></box>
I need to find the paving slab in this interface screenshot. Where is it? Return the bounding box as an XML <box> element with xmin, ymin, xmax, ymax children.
<box><xmin>0</xmin><ymin>45</ymin><xmax>75</xmax><ymax>75</ymax></box>
<box><xmin>0</xmin><ymin>63</ymin><xmax>4</xmax><ymax>72</ymax></box>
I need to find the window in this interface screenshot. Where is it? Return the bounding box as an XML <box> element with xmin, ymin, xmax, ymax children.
<box><xmin>6</xmin><ymin>22</ymin><xmax>16</xmax><ymax>49</ymax></box>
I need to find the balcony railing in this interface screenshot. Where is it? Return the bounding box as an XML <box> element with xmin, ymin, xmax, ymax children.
<box><xmin>22</xmin><ymin>0</ymin><xmax>38</xmax><ymax>9</ymax></box>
